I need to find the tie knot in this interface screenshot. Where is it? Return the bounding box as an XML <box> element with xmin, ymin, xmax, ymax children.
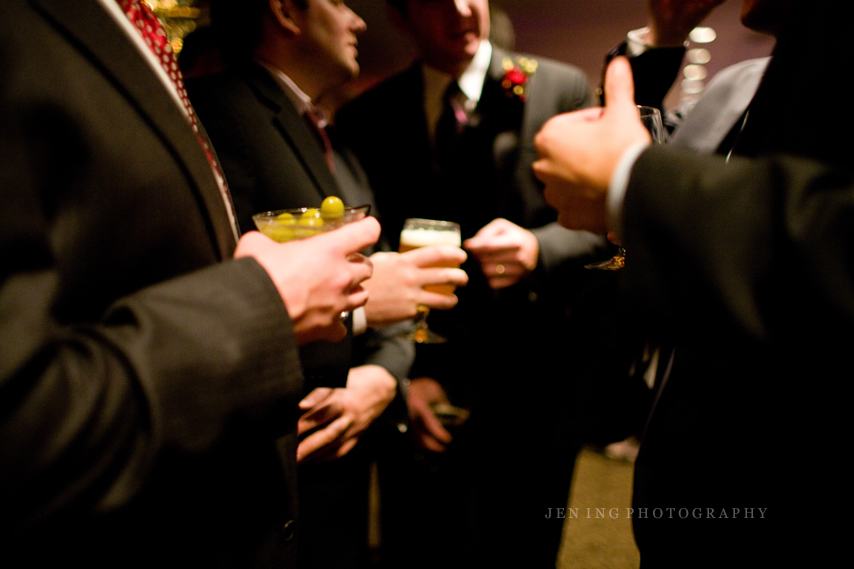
<box><xmin>305</xmin><ymin>105</ymin><xmax>329</xmax><ymax>130</ymax></box>
<box><xmin>443</xmin><ymin>81</ymin><xmax>473</xmax><ymax>131</ymax></box>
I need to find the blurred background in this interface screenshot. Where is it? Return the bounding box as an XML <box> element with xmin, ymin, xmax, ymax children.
<box><xmin>161</xmin><ymin>0</ymin><xmax>776</xmax><ymax>111</ymax></box>
<box><xmin>343</xmin><ymin>0</ymin><xmax>776</xmax><ymax>109</ymax></box>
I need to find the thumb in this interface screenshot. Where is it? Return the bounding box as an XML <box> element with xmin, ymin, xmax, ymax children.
<box><xmin>299</xmin><ymin>387</ymin><xmax>333</xmax><ymax>410</ymax></box>
<box><xmin>321</xmin><ymin>216</ymin><xmax>381</xmax><ymax>256</ymax></box>
<box><xmin>465</xmin><ymin>219</ymin><xmax>504</xmax><ymax>247</ymax></box>
<box><xmin>603</xmin><ymin>56</ymin><xmax>636</xmax><ymax>114</ymax></box>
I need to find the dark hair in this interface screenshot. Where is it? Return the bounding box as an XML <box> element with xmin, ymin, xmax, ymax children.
<box><xmin>209</xmin><ymin>0</ymin><xmax>309</xmax><ymax>63</ymax></box>
<box><xmin>385</xmin><ymin>0</ymin><xmax>408</xmax><ymax>15</ymax></box>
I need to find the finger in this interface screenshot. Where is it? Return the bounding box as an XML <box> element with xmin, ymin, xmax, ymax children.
<box><xmin>466</xmin><ymin>245</ymin><xmax>519</xmax><ymax>262</ymax></box>
<box><xmin>331</xmin><ymin>438</ymin><xmax>360</xmax><ymax>460</ymax></box>
<box><xmin>466</xmin><ymin>218</ymin><xmax>507</xmax><ymax>241</ymax></box>
<box><xmin>403</xmin><ymin>245</ymin><xmax>467</xmax><ymax>267</ymax></box>
<box><xmin>297</xmin><ymin>396</ymin><xmax>344</xmax><ymax>434</ymax></box>
<box><xmin>488</xmin><ymin>276</ymin><xmax>523</xmax><ymax>290</ymax></box>
<box><xmin>345</xmin><ymin>288</ymin><xmax>371</xmax><ymax>313</ymax></box>
<box><xmin>416</xmin><ymin>431</ymin><xmax>449</xmax><ymax>453</ymax></box>
<box><xmin>327</xmin><ymin>216</ymin><xmax>381</xmax><ymax>255</ymax></box>
<box><xmin>297</xmin><ymin>416</ymin><xmax>352</xmax><ymax>463</ymax></box>
<box><xmin>463</xmin><ymin>238</ymin><xmax>512</xmax><ymax>255</ymax></box>
<box><xmin>298</xmin><ymin>387</ymin><xmax>334</xmax><ymax>410</ymax></box>
<box><xmin>348</xmin><ymin>253</ymin><xmax>374</xmax><ymax>287</ymax></box>
<box><xmin>419</xmin><ymin>409</ymin><xmax>453</xmax><ymax>446</ymax></box>
<box><xmin>417</xmin><ymin>267</ymin><xmax>469</xmax><ymax>288</ymax></box>
<box><xmin>602</xmin><ymin>56</ymin><xmax>637</xmax><ymax>113</ymax></box>
<box><xmin>417</xmin><ymin>291</ymin><xmax>459</xmax><ymax>311</ymax></box>
<box><xmin>463</xmin><ymin>220</ymin><xmax>515</xmax><ymax>250</ymax></box>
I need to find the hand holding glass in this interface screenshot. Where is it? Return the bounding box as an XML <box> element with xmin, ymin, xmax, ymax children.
<box><xmin>398</xmin><ymin>218</ymin><xmax>462</xmax><ymax>344</ymax></box>
<box><xmin>253</xmin><ymin>200</ymin><xmax>371</xmax><ymax>323</ymax></box>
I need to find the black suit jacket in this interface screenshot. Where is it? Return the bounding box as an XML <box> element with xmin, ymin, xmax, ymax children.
<box><xmin>1</xmin><ymin>2</ymin><xmax>304</xmax><ymax>566</ymax></box>
<box><xmin>621</xmin><ymin>1</ymin><xmax>854</xmax><ymax>565</ymax></box>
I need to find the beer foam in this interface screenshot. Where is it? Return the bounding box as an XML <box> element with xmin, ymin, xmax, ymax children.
<box><xmin>400</xmin><ymin>228</ymin><xmax>461</xmax><ymax>247</ymax></box>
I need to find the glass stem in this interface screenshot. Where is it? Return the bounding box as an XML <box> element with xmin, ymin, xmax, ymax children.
<box><xmin>413</xmin><ymin>305</ymin><xmax>430</xmax><ymax>343</ymax></box>
<box><xmin>414</xmin><ymin>305</ymin><xmax>430</xmax><ymax>330</ymax></box>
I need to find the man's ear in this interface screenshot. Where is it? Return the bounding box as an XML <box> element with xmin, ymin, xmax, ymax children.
<box><xmin>270</xmin><ymin>0</ymin><xmax>302</xmax><ymax>35</ymax></box>
<box><xmin>385</xmin><ymin>3</ymin><xmax>409</xmax><ymax>35</ymax></box>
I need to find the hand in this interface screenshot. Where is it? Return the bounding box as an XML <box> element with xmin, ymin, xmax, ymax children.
<box><xmin>296</xmin><ymin>364</ymin><xmax>397</xmax><ymax>463</ymax></box>
<box><xmin>533</xmin><ymin>57</ymin><xmax>650</xmax><ymax>235</ymax></box>
<box><xmin>407</xmin><ymin>377</ymin><xmax>453</xmax><ymax>453</ymax></box>
<box><xmin>234</xmin><ymin>217</ymin><xmax>379</xmax><ymax>344</ymax></box>
<box><xmin>647</xmin><ymin>0</ymin><xmax>726</xmax><ymax>46</ymax></box>
<box><xmin>362</xmin><ymin>246</ymin><xmax>468</xmax><ymax>327</ymax></box>
<box><xmin>463</xmin><ymin>218</ymin><xmax>539</xmax><ymax>289</ymax></box>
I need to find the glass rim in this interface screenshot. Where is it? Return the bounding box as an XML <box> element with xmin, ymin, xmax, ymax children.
<box><xmin>252</xmin><ymin>204</ymin><xmax>371</xmax><ymax>221</ymax></box>
<box><xmin>402</xmin><ymin>218</ymin><xmax>461</xmax><ymax>230</ymax></box>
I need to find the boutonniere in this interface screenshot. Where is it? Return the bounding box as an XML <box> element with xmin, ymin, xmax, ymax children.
<box><xmin>501</xmin><ymin>56</ymin><xmax>538</xmax><ymax>102</ymax></box>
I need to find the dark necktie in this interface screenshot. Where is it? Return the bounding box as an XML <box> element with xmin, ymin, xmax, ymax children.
<box><xmin>304</xmin><ymin>105</ymin><xmax>336</xmax><ymax>173</ymax></box>
<box><xmin>434</xmin><ymin>81</ymin><xmax>471</xmax><ymax>168</ymax></box>
<box><xmin>115</xmin><ymin>0</ymin><xmax>239</xmax><ymax>239</ymax></box>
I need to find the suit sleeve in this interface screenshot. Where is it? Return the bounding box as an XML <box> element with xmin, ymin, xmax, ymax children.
<box><xmin>623</xmin><ymin>145</ymin><xmax>854</xmax><ymax>340</ymax></box>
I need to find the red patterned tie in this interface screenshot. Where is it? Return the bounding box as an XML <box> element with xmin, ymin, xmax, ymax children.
<box><xmin>116</xmin><ymin>0</ymin><xmax>239</xmax><ymax>239</ymax></box>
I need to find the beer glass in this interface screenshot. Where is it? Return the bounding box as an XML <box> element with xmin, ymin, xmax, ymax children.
<box><xmin>398</xmin><ymin>218</ymin><xmax>462</xmax><ymax>344</ymax></box>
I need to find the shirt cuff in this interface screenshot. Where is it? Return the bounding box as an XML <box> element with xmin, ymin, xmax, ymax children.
<box><xmin>352</xmin><ymin>307</ymin><xmax>367</xmax><ymax>336</ymax></box>
<box><xmin>608</xmin><ymin>142</ymin><xmax>650</xmax><ymax>238</ymax></box>
<box><xmin>626</xmin><ymin>27</ymin><xmax>654</xmax><ymax>56</ymax></box>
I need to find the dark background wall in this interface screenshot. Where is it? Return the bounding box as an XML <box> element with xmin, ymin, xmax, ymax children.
<box><xmin>342</xmin><ymin>0</ymin><xmax>775</xmax><ymax>108</ymax></box>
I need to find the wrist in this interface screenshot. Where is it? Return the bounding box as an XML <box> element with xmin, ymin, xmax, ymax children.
<box><xmin>630</xmin><ymin>25</ymin><xmax>689</xmax><ymax>52</ymax></box>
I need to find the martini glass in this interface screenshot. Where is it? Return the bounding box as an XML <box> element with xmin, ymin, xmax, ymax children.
<box><xmin>585</xmin><ymin>105</ymin><xmax>665</xmax><ymax>270</ymax></box>
<box><xmin>252</xmin><ymin>204</ymin><xmax>371</xmax><ymax>241</ymax></box>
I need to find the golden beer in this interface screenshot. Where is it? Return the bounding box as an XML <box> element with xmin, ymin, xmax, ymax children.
<box><xmin>399</xmin><ymin>222</ymin><xmax>462</xmax><ymax>297</ymax></box>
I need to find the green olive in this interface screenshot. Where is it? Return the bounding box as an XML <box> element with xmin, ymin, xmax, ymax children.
<box><xmin>275</xmin><ymin>212</ymin><xmax>296</xmax><ymax>224</ymax></box>
<box><xmin>320</xmin><ymin>196</ymin><xmax>345</xmax><ymax>220</ymax></box>
<box><xmin>262</xmin><ymin>225</ymin><xmax>295</xmax><ymax>242</ymax></box>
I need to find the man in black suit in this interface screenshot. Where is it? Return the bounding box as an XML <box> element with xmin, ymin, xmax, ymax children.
<box><xmin>612</xmin><ymin>0</ymin><xmax>780</xmax><ymax>153</ymax></box>
<box><xmin>0</xmin><ymin>1</ymin><xmax>379</xmax><ymax>567</ymax></box>
<box><xmin>186</xmin><ymin>1</ymin><xmax>468</xmax><ymax>567</ymax></box>
<box><xmin>336</xmin><ymin>1</ymin><xmax>635</xmax><ymax>567</ymax></box>
<box><xmin>534</xmin><ymin>0</ymin><xmax>852</xmax><ymax>565</ymax></box>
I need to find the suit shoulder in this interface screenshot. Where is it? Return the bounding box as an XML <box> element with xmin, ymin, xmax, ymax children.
<box><xmin>511</xmin><ymin>53</ymin><xmax>593</xmax><ymax>111</ymax></box>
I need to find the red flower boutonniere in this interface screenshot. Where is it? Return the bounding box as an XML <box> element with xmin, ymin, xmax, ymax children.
<box><xmin>501</xmin><ymin>56</ymin><xmax>538</xmax><ymax>102</ymax></box>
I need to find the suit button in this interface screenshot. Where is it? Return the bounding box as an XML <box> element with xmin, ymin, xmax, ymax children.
<box><xmin>280</xmin><ymin>519</ymin><xmax>297</xmax><ymax>543</ymax></box>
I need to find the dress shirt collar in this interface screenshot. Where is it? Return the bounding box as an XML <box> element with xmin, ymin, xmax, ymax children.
<box><xmin>257</xmin><ymin>60</ymin><xmax>326</xmax><ymax>124</ymax></box>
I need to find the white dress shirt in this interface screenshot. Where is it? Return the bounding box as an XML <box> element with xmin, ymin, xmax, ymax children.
<box><xmin>422</xmin><ymin>40</ymin><xmax>492</xmax><ymax>142</ymax></box>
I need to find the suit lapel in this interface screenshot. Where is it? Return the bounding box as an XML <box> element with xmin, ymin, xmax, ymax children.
<box><xmin>33</xmin><ymin>0</ymin><xmax>237</xmax><ymax>257</ymax></box>
<box><xmin>240</xmin><ymin>63</ymin><xmax>341</xmax><ymax>200</ymax></box>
